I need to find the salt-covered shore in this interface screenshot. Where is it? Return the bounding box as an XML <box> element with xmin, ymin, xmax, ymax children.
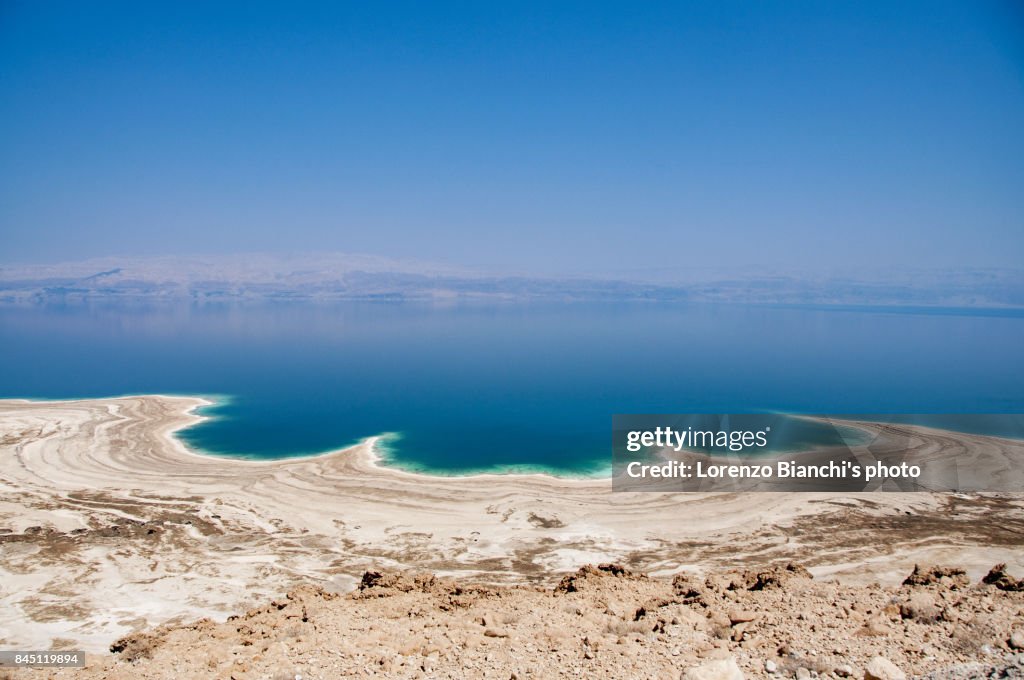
<box><xmin>1</xmin><ymin>395</ymin><xmax>1022</xmax><ymax>651</ymax></box>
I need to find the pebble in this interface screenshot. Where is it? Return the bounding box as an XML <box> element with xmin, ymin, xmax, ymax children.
<box><xmin>764</xmin><ymin>660</ymin><xmax>777</xmax><ymax>673</ymax></box>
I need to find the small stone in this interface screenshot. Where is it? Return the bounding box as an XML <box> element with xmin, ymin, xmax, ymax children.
<box><xmin>834</xmin><ymin>665</ymin><xmax>853</xmax><ymax>678</ymax></box>
<box><xmin>729</xmin><ymin>610</ymin><xmax>759</xmax><ymax>625</ymax></box>
<box><xmin>795</xmin><ymin>668</ymin><xmax>811</xmax><ymax>680</ymax></box>
<box><xmin>681</xmin><ymin>656</ymin><xmax>744</xmax><ymax>680</ymax></box>
<box><xmin>1010</xmin><ymin>630</ymin><xmax>1024</xmax><ymax>650</ymax></box>
<box><xmin>484</xmin><ymin>627</ymin><xmax>510</xmax><ymax>638</ymax></box>
<box><xmin>864</xmin><ymin>656</ymin><xmax>906</xmax><ymax>680</ymax></box>
<box><xmin>764</xmin><ymin>659</ymin><xmax>777</xmax><ymax>673</ymax></box>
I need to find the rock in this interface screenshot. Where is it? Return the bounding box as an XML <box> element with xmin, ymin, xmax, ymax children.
<box><xmin>864</xmin><ymin>656</ymin><xmax>906</xmax><ymax>680</ymax></box>
<box><xmin>1010</xmin><ymin>630</ymin><xmax>1024</xmax><ymax>650</ymax></box>
<box><xmin>484</xmin><ymin>627</ymin><xmax>510</xmax><ymax>638</ymax></box>
<box><xmin>555</xmin><ymin>563</ymin><xmax>640</xmax><ymax>593</ymax></box>
<box><xmin>681</xmin><ymin>657</ymin><xmax>744</xmax><ymax>680</ymax></box>
<box><xmin>902</xmin><ymin>564</ymin><xmax>969</xmax><ymax>589</ymax></box>
<box><xmin>708</xmin><ymin>611</ymin><xmax>732</xmax><ymax>639</ymax></box>
<box><xmin>398</xmin><ymin>637</ymin><xmax>424</xmax><ymax>655</ymax></box>
<box><xmin>899</xmin><ymin>593</ymin><xmax>938</xmax><ymax>622</ymax></box>
<box><xmin>109</xmin><ymin>630</ymin><xmax>162</xmax><ymax>662</ymax></box>
<box><xmin>708</xmin><ymin>611</ymin><xmax>731</xmax><ymax>628</ymax></box>
<box><xmin>983</xmin><ymin>564</ymin><xmax>1024</xmax><ymax>591</ymax></box>
<box><xmin>356</xmin><ymin>570</ymin><xmax>444</xmax><ymax>596</ymax></box>
<box><xmin>673</xmin><ymin>573</ymin><xmax>709</xmax><ymax>604</ymax></box>
<box><xmin>738</xmin><ymin>564</ymin><xmax>813</xmax><ymax>591</ymax></box>
<box><xmin>795</xmin><ymin>667</ymin><xmax>811</xmax><ymax>680</ymax></box>
<box><xmin>834</xmin><ymin>665</ymin><xmax>853</xmax><ymax>677</ymax></box>
<box><xmin>728</xmin><ymin>610</ymin><xmax>759</xmax><ymax>625</ymax></box>
<box><xmin>764</xmin><ymin>659</ymin><xmax>777</xmax><ymax>673</ymax></box>
<box><xmin>856</xmin><ymin>616</ymin><xmax>891</xmax><ymax>637</ymax></box>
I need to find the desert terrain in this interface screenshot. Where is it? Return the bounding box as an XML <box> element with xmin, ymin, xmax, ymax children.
<box><xmin>1</xmin><ymin>396</ymin><xmax>1022</xmax><ymax>677</ymax></box>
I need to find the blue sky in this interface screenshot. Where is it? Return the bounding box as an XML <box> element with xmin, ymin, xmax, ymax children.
<box><xmin>1</xmin><ymin>1</ymin><xmax>1022</xmax><ymax>274</ymax></box>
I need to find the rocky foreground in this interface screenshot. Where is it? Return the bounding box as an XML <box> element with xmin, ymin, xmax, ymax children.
<box><xmin>11</xmin><ymin>562</ymin><xmax>1023</xmax><ymax>680</ymax></box>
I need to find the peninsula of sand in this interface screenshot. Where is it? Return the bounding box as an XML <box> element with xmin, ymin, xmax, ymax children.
<box><xmin>1</xmin><ymin>395</ymin><xmax>1022</xmax><ymax>655</ymax></box>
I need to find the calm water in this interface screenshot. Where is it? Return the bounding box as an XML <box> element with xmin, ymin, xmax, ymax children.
<box><xmin>1</xmin><ymin>301</ymin><xmax>1022</xmax><ymax>475</ymax></box>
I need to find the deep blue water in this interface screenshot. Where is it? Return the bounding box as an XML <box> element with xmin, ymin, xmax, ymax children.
<box><xmin>1</xmin><ymin>301</ymin><xmax>1022</xmax><ymax>475</ymax></box>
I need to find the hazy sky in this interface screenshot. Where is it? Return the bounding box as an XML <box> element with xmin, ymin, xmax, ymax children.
<box><xmin>1</xmin><ymin>1</ymin><xmax>1022</xmax><ymax>274</ymax></box>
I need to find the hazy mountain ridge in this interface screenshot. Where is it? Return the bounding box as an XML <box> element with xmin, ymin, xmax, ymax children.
<box><xmin>1</xmin><ymin>255</ymin><xmax>1022</xmax><ymax>308</ymax></box>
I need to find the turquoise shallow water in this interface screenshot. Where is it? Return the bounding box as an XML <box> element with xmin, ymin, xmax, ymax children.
<box><xmin>1</xmin><ymin>301</ymin><xmax>1022</xmax><ymax>475</ymax></box>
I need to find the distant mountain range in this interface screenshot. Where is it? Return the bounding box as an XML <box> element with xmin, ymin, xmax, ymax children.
<box><xmin>1</xmin><ymin>254</ymin><xmax>1022</xmax><ymax>308</ymax></box>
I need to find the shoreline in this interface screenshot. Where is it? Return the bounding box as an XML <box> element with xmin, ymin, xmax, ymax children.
<box><xmin>5</xmin><ymin>394</ymin><xmax>615</xmax><ymax>480</ymax></box>
<box><xmin>7</xmin><ymin>393</ymin><xmax>1022</xmax><ymax>481</ymax></box>
<box><xmin>1</xmin><ymin>394</ymin><xmax>1022</xmax><ymax>652</ymax></box>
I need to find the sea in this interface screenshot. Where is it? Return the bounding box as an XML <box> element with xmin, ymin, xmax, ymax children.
<box><xmin>1</xmin><ymin>300</ymin><xmax>1022</xmax><ymax>476</ymax></box>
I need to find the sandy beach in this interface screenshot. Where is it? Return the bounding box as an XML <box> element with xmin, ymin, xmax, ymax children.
<box><xmin>1</xmin><ymin>395</ymin><xmax>1023</xmax><ymax>653</ymax></box>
